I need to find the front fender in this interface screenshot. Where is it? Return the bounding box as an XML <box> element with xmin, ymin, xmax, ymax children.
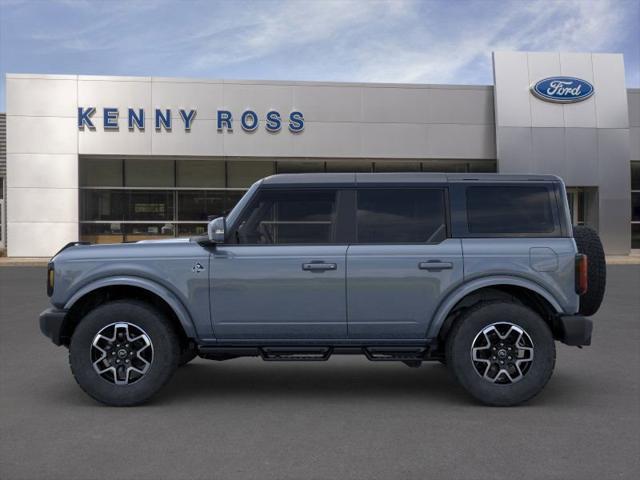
<box><xmin>426</xmin><ymin>275</ymin><xmax>564</xmax><ymax>339</ymax></box>
<box><xmin>64</xmin><ymin>276</ymin><xmax>197</xmax><ymax>338</ymax></box>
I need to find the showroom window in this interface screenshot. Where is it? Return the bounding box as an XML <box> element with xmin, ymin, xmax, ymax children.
<box><xmin>79</xmin><ymin>158</ymin><xmax>239</xmax><ymax>242</ymax></box>
<box><xmin>79</xmin><ymin>157</ymin><xmax>496</xmax><ymax>243</ymax></box>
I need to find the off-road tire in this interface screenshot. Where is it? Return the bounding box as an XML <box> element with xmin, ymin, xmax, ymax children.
<box><xmin>573</xmin><ymin>225</ymin><xmax>606</xmax><ymax>316</ymax></box>
<box><xmin>446</xmin><ymin>301</ymin><xmax>556</xmax><ymax>406</ymax></box>
<box><xmin>179</xmin><ymin>346</ymin><xmax>198</xmax><ymax>366</ymax></box>
<box><xmin>69</xmin><ymin>300</ymin><xmax>180</xmax><ymax>406</ymax></box>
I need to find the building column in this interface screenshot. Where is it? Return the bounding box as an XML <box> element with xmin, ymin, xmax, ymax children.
<box><xmin>6</xmin><ymin>74</ymin><xmax>79</xmax><ymax>257</ymax></box>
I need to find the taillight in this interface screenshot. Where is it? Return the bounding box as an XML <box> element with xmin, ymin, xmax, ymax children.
<box><xmin>575</xmin><ymin>254</ymin><xmax>588</xmax><ymax>295</ymax></box>
<box><xmin>47</xmin><ymin>262</ymin><xmax>55</xmax><ymax>297</ymax></box>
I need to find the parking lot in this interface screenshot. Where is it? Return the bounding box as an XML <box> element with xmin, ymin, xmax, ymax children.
<box><xmin>1</xmin><ymin>265</ymin><xmax>639</xmax><ymax>480</ymax></box>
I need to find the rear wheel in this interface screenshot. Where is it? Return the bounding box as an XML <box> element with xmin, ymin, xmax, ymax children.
<box><xmin>69</xmin><ymin>300</ymin><xmax>180</xmax><ymax>406</ymax></box>
<box><xmin>446</xmin><ymin>301</ymin><xmax>555</xmax><ymax>406</ymax></box>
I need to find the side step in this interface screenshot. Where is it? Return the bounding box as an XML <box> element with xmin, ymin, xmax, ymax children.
<box><xmin>260</xmin><ymin>347</ymin><xmax>333</xmax><ymax>361</ymax></box>
<box><xmin>197</xmin><ymin>345</ymin><xmax>432</xmax><ymax>362</ymax></box>
<box><xmin>363</xmin><ymin>347</ymin><xmax>427</xmax><ymax>362</ymax></box>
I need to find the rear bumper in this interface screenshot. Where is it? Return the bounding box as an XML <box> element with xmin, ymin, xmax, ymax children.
<box><xmin>39</xmin><ymin>307</ymin><xmax>68</xmax><ymax>346</ymax></box>
<box><xmin>556</xmin><ymin>315</ymin><xmax>593</xmax><ymax>346</ymax></box>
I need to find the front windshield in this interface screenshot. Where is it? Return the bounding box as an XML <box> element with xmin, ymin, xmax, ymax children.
<box><xmin>224</xmin><ymin>180</ymin><xmax>262</xmax><ymax>230</ymax></box>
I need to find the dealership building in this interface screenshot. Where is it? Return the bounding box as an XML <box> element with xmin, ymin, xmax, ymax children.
<box><xmin>1</xmin><ymin>51</ymin><xmax>639</xmax><ymax>257</ymax></box>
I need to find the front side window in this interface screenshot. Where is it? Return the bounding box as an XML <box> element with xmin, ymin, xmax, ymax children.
<box><xmin>466</xmin><ymin>186</ymin><xmax>556</xmax><ymax>234</ymax></box>
<box><xmin>356</xmin><ymin>189</ymin><xmax>447</xmax><ymax>243</ymax></box>
<box><xmin>236</xmin><ymin>190</ymin><xmax>338</xmax><ymax>244</ymax></box>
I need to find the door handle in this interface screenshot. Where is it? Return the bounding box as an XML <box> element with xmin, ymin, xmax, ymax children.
<box><xmin>419</xmin><ymin>261</ymin><xmax>453</xmax><ymax>271</ymax></box>
<box><xmin>302</xmin><ymin>262</ymin><xmax>337</xmax><ymax>272</ymax></box>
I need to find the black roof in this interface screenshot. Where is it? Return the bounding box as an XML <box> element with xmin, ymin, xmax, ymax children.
<box><xmin>260</xmin><ymin>172</ymin><xmax>562</xmax><ymax>187</ymax></box>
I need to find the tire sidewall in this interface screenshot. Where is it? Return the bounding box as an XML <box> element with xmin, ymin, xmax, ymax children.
<box><xmin>69</xmin><ymin>301</ymin><xmax>180</xmax><ymax>406</ymax></box>
<box><xmin>447</xmin><ymin>302</ymin><xmax>555</xmax><ymax>406</ymax></box>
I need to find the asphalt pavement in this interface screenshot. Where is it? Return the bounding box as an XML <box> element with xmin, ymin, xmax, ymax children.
<box><xmin>1</xmin><ymin>266</ymin><xmax>639</xmax><ymax>480</ymax></box>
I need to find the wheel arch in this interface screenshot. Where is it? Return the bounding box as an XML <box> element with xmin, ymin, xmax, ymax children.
<box><xmin>60</xmin><ymin>277</ymin><xmax>197</xmax><ymax>346</ymax></box>
<box><xmin>428</xmin><ymin>276</ymin><xmax>563</xmax><ymax>341</ymax></box>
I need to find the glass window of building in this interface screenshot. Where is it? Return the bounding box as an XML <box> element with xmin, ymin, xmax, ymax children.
<box><xmin>176</xmin><ymin>160</ymin><xmax>225</xmax><ymax>188</ymax></box>
<box><xmin>177</xmin><ymin>190</ymin><xmax>225</xmax><ymax>221</ymax></box>
<box><xmin>420</xmin><ymin>159</ymin><xmax>496</xmax><ymax>173</ymax></box>
<box><xmin>127</xmin><ymin>190</ymin><xmax>174</xmax><ymax>221</ymax></box>
<box><xmin>124</xmin><ymin>223</ymin><xmax>175</xmax><ymax>242</ymax></box>
<box><xmin>227</xmin><ymin>161</ymin><xmax>274</xmax><ymax>188</ymax></box>
<box><xmin>125</xmin><ymin>159</ymin><xmax>175</xmax><ymax>187</ymax></box>
<box><xmin>276</xmin><ymin>161</ymin><xmax>325</xmax><ymax>173</ymax></box>
<box><xmin>80</xmin><ymin>158</ymin><xmax>123</xmax><ymax>187</ymax></box>
<box><xmin>81</xmin><ymin>190</ymin><xmax>126</xmax><ymax>221</ymax></box>
<box><xmin>374</xmin><ymin>161</ymin><xmax>421</xmax><ymax>172</ymax></box>
<box><xmin>467</xmin><ymin>160</ymin><xmax>497</xmax><ymax>172</ymax></box>
<box><xmin>80</xmin><ymin>223</ymin><xmax>124</xmax><ymax>244</ymax></box>
<box><xmin>325</xmin><ymin>161</ymin><xmax>372</xmax><ymax>172</ymax></box>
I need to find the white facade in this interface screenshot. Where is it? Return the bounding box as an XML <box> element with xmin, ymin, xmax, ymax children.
<box><xmin>4</xmin><ymin>51</ymin><xmax>639</xmax><ymax>256</ymax></box>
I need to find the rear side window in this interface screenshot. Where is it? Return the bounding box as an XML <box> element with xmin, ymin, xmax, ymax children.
<box><xmin>357</xmin><ymin>189</ymin><xmax>447</xmax><ymax>243</ymax></box>
<box><xmin>236</xmin><ymin>189</ymin><xmax>337</xmax><ymax>244</ymax></box>
<box><xmin>466</xmin><ymin>186</ymin><xmax>556</xmax><ymax>234</ymax></box>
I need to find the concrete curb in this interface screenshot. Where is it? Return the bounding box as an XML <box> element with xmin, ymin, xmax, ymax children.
<box><xmin>605</xmin><ymin>256</ymin><xmax>640</xmax><ymax>265</ymax></box>
<box><xmin>0</xmin><ymin>258</ymin><xmax>50</xmax><ymax>266</ymax></box>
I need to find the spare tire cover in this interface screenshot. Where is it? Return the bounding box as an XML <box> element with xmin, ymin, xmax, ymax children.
<box><xmin>572</xmin><ymin>225</ymin><xmax>606</xmax><ymax>316</ymax></box>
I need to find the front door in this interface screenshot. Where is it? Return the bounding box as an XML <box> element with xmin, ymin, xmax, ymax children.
<box><xmin>346</xmin><ymin>188</ymin><xmax>463</xmax><ymax>339</ymax></box>
<box><xmin>210</xmin><ymin>188</ymin><xmax>348</xmax><ymax>340</ymax></box>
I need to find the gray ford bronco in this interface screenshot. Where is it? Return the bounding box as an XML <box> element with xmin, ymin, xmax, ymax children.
<box><xmin>40</xmin><ymin>173</ymin><xmax>606</xmax><ymax>406</ymax></box>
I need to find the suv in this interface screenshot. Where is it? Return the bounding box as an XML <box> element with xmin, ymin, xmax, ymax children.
<box><xmin>40</xmin><ymin>173</ymin><xmax>606</xmax><ymax>406</ymax></box>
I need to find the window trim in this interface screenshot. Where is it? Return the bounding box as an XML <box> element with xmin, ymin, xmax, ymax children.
<box><xmin>353</xmin><ymin>187</ymin><xmax>450</xmax><ymax>245</ymax></box>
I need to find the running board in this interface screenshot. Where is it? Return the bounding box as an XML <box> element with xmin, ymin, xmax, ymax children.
<box><xmin>363</xmin><ymin>347</ymin><xmax>428</xmax><ymax>362</ymax></box>
<box><xmin>197</xmin><ymin>345</ymin><xmax>433</xmax><ymax>362</ymax></box>
<box><xmin>260</xmin><ymin>347</ymin><xmax>333</xmax><ymax>361</ymax></box>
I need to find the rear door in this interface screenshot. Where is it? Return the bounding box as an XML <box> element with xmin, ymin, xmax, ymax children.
<box><xmin>346</xmin><ymin>188</ymin><xmax>463</xmax><ymax>339</ymax></box>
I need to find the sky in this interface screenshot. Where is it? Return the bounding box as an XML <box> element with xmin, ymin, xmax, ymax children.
<box><xmin>0</xmin><ymin>0</ymin><xmax>639</xmax><ymax>111</ymax></box>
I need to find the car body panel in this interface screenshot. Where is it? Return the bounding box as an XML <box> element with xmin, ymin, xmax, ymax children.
<box><xmin>460</xmin><ymin>238</ymin><xmax>578</xmax><ymax>313</ymax></box>
<box><xmin>210</xmin><ymin>245</ymin><xmax>348</xmax><ymax>339</ymax></box>
<box><xmin>346</xmin><ymin>239</ymin><xmax>464</xmax><ymax>339</ymax></box>
<box><xmin>50</xmin><ymin>241</ymin><xmax>212</xmax><ymax>338</ymax></box>
<box><xmin>426</xmin><ymin>274</ymin><xmax>566</xmax><ymax>339</ymax></box>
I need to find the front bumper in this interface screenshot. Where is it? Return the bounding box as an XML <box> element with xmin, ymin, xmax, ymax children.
<box><xmin>556</xmin><ymin>315</ymin><xmax>593</xmax><ymax>346</ymax></box>
<box><xmin>39</xmin><ymin>307</ymin><xmax>68</xmax><ymax>346</ymax></box>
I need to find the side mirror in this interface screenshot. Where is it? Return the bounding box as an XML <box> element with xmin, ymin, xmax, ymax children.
<box><xmin>207</xmin><ymin>216</ymin><xmax>226</xmax><ymax>244</ymax></box>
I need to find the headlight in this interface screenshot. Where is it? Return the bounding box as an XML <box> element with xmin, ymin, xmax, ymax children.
<box><xmin>47</xmin><ymin>262</ymin><xmax>55</xmax><ymax>297</ymax></box>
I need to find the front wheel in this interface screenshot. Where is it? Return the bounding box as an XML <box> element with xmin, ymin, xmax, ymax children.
<box><xmin>179</xmin><ymin>345</ymin><xmax>198</xmax><ymax>366</ymax></box>
<box><xmin>69</xmin><ymin>300</ymin><xmax>181</xmax><ymax>406</ymax></box>
<box><xmin>446</xmin><ymin>301</ymin><xmax>555</xmax><ymax>406</ymax></box>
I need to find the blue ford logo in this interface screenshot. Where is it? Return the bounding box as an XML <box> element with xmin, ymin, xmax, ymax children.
<box><xmin>531</xmin><ymin>77</ymin><xmax>594</xmax><ymax>103</ymax></box>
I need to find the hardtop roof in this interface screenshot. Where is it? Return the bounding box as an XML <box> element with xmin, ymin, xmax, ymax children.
<box><xmin>261</xmin><ymin>172</ymin><xmax>562</xmax><ymax>187</ymax></box>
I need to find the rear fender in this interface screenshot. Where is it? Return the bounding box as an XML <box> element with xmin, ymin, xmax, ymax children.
<box><xmin>426</xmin><ymin>276</ymin><xmax>563</xmax><ymax>339</ymax></box>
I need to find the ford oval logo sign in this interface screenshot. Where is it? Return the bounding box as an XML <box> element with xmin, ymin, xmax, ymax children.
<box><xmin>531</xmin><ymin>77</ymin><xmax>594</xmax><ymax>103</ymax></box>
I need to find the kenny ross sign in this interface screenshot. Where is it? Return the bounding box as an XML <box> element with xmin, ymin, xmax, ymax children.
<box><xmin>78</xmin><ymin>107</ymin><xmax>305</xmax><ymax>133</ymax></box>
